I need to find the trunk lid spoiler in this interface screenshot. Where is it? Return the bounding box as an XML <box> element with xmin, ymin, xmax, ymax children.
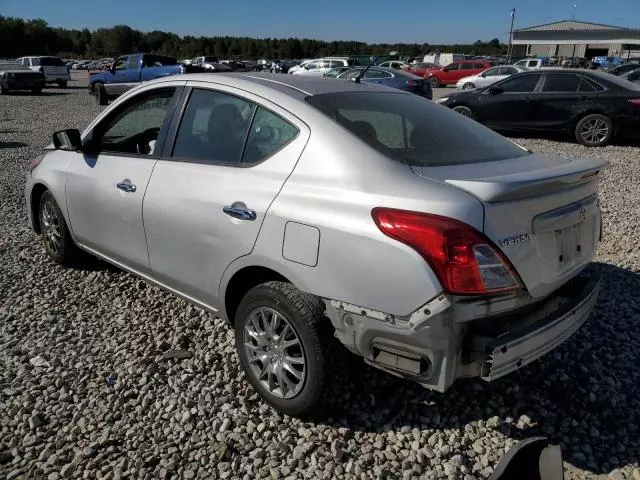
<box><xmin>411</xmin><ymin>154</ymin><xmax>608</xmax><ymax>202</ymax></box>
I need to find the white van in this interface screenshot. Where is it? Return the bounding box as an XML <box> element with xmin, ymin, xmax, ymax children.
<box><xmin>291</xmin><ymin>58</ymin><xmax>355</xmax><ymax>76</ymax></box>
<box><xmin>423</xmin><ymin>53</ymin><xmax>467</xmax><ymax>66</ymax></box>
<box><xmin>16</xmin><ymin>56</ymin><xmax>70</xmax><ymax>87</ymax></box>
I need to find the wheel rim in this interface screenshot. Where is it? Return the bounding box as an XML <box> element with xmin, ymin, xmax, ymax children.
<box><xmin>580</xmin><ymin>118</ymin><xmax>609</xmax><ymax>144</ymax></box>
<box><xmin>243</xmin><ymin>307</ymin><xmax>306</xmax><ymax>399</ymax></box>
<box><xmin>455</xmin><ymin>107</ymin><xmax>471</xmax><ymax>117</ymax></box>
<box><xmin>463</xmin><ymin>83</ymin><xmax>474</xmax><ymax>89</ymax></box>
<box><xmin>41</xmin><ymin>201</ymin><xmax>62</xmax><ymax>255</ymax></box>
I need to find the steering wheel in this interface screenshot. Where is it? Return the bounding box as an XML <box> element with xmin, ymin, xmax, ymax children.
<box><xmin>135</xmin><ymin>127</ymin><xmax>160</xmax><ymax>154</ymax></box>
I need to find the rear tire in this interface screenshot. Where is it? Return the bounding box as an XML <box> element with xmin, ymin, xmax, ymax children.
<box><xmin>94</xmin><ymin>84</ymin><xmax>108</xmax><ymax>106</ymax></box>
<box><xmin>453</xmin><ymin>106</ymin><xmax>475</xmax><ymax>119</ymax></box>
<box><xmin>31</xmin><ymin>88</ymin><xmax>42</xmax><ymax>94</ymax></box>
<box><xmin>57</xmin><ymin>80</ymin><xmax>67</xmax><ymax>88</ymax></box>
<box><xmin>234</xmin><ymin>281</ymin><xmax>332</xmax><ymax>418</ymax></box>
<box><xmin>429</xmin><ymin>76</ymin><xmax>440</xmax><ymax>88</ymax></box>
<box><xmin>575</xmin><ymin>114</ymin><xmax>613</xmax><ymax>147</ymax></box>
<box><xmin>38</xmin><ymin>191</ymin><xmax>82</xmax><ymax>266</ymax></box>
<box><xmin>0</xmin><ymin>86</ymin><xmax>8</xmax><ymax>94</ymax></box>
<box><xmin>462</xmin><ymin>82</ymin><xmax>475</xmax><ymax>90</ymax></box>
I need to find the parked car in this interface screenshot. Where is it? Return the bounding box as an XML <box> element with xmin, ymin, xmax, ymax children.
<box><xmin>15</xmin><ymin>56</ymin><xmax>70</xmax><ymax>87</ymax></box>
<box><xmin>192</xmin><ymin>56</ymin><xmax>219</xmax><ymax>67</ymax></box>
<box><xmin>607</xmin><ymin>62</ymin><xmax>640</xmax><ymax>76</ymax></box>
<box><xmin>72</xmin><ymin>60</ymin><xmax>91</xmax><ymax>70</ymax></box>
<box><xmin>335</xmin><ymin>67</ymin><xmax>432</xmax><ymax>99</ymax></box>
<box><xmin>220</xmin><ymin>60</ymin><xmax>250</xmax><ymax>71</ymax></box>
<box><xmin>592</xmin><ymin>56</ymin><xmax>624</xmax><ymax>70</ymax></box>
<box><xmin>322</xmin><ymin>66</ymin><xmax>353</xmax><ymax>78</ymax></box>
<box><xmin>0</xmin><ymin>62</ymin><xmax>46</xmax><ymax>94</ymax></box>
<box><xmin>377</xmin><ymin>60</ymin><xmax>409</xmax><ymax>69</ymax></box>
<box><xmin>561</xmin><ymin>57</ymin><xmax>590</xmax><ymax>68</ymax></box>
<box><xmin>456</xmin><ymin>66</ymin><xmax>528</xmax><ymax>90</ymax></box>
<box><xmin>291</xmin><ymin>58</ymin><xmax>355</xmax><ymax>76</ymax></box>
<box><xmin>88</xmin><ymin>53</ymin><xmax>194</xmax><ymax>105</ymax></box>
<box><xmin>404</xmin><ymin>62</ymin><xmax>438</xmax><ymax>77</ymax></box>
<box><xmin>202</xmin><ymin>62</ymin><xmax>233</xmax><ymax>72</ymax></box>
<box><xmin>438</xmin><ymin>69</ymin><xmax>640</xmax><ymax>146</ymax></box>
<box><xmin>512</xmin><ymin>58</ymin><xmax>550</xmax><ymax>70</ymax></box>
<box><xmin>288</xmin><ymin>59</ymin><xmax>312</xmax><ymax>74</ymax></box>
<box><xmin>424</xmin><ymin>60</ymin><xmax>493</xmax><ymax>88</ymax></box>
<box><xmin>27</xmin><ymin>73</ymin><xmax>605</xmax><ymax>416</ymax></box>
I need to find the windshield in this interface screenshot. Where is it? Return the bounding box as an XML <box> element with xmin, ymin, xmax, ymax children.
<box><xmin>306</xmin><ymin>92</ymin><xmax>529</xmax><ymax>167</ymax></box>
<box><xmin>40</xmin><ymin>57</ymin><xmax>65</xmax><ymax>66</ymax></box>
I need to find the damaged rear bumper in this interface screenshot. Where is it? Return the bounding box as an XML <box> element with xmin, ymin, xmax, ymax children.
<box><xmin>324</xmin><ymin>271</ymin><xmax>600</xmax><ymax>392</ymax></box>
<box><xmin>472</xmin><ymin>274</ymin><xmax>600</xmax><ymax>381</ymax></box>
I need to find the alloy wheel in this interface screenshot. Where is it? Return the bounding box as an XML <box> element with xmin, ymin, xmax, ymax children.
<box><xmin>243</xmin><ymin>307</ymin><xmax>306</xmax><ymax>399</ymax></box>
<box><xmin>580</xmin><ymin>118</ymin><xmax>609</xmax><ymax>145</ymax></box>
<box><xmin>41</xmin><ymin>201</ymin><xmax>62</xmax><ymax>255</ymax></box>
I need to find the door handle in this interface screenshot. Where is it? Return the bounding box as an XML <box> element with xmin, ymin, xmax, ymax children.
<box><xmin>116</xmin><ymin>181</ymin><xmax>137</xmax><ymax>193</ymax></box>
<box><xmin>223</xmin><ymin>206</ymin><xmax>256</xmax><ymax>221</ymax></box>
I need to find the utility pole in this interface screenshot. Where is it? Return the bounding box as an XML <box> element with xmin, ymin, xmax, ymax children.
<box><xmin>507</xmin><ymin>8</ymin><xmax>516</xmax><ymax>63</ymax></box>
<box><xmin>572</xmin><ymin>1</ymin><xmax>578</xmax><ymax>20</ymax></box>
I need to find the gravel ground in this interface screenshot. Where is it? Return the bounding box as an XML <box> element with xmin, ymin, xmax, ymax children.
<box><xmin>1</xmin><ymin>74</ymin><xmax>639</xmax><ymax>480</ymax></box>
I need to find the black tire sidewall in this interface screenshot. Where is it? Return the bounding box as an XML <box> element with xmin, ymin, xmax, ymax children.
<box><xmin>39</xmin><ymin>191</ymin><xmax>68</xmax><ymax>263</ymax></box>
<box><xmin>575</xmin><ymin>114</ymin><xmax>613</xmax><ymax>146</ymax></box>
<box><xmin>463</xmin><ymin>83</ymin><xmax>475</xmax><ymax>89</ymax></box>
<box><xmin>234</xmin><ymin>283</ymin><xmax>327</xmax><ymax>417</ymax></box>
<box><xmin>429</xmin><ymin>76</ymin><xmax>439</xmax><ymax>88</ymax></box>
<box><xmin>454</xmin><ymin>106</ymin><xmax>474</xmax><ymax>119</ymax></box>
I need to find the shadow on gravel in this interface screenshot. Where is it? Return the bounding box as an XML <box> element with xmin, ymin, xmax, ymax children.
<box><xmin>0</xmin><ymin>141</ymin><xmax>27</xmax><ymax>148</ymax></box>
<box><xmin>3</xmin><ymin>91</ymin><xmax>72</xmax><ymax>97</ymax></box>
<box><xmin>324</xmin><ymin>261</ymin><xmax>639</xmax><ymax>476</ymax></box>
<box><xmin>503</xmin><ymin>130</ymin><xmax>640</xmax><ymax>148</ymax></box>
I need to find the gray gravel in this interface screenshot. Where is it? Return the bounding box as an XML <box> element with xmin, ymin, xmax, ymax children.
<box><xmin>1</xmin><ymin>75</ymin><xmax>639</xmax><ymax>480</ymax></box>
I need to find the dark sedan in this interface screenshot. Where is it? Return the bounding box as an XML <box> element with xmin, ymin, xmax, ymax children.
<box><xmin>336</xmin><ymin>67</ymin><xmax>433</xmax><ymax>99</ymax></box>
<box><xmin>437</xmin><ymin>69</ymin><xmax>640</xmax><ymax>146</ymax></box>
<box><xmin>0</xmin><ymin>63</ymin><xmax>46</xmax><ymax>94</ymax></box>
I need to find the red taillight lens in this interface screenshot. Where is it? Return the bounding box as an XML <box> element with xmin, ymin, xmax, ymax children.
<box><xmin>406</xmin><ymin>79</ymin><xmax>418</xmax><ymax>87</ymax></box>
<box><xmin>372</xmin><ymin>208</ymin><xmax>521</xmax><ymax>295</ymax></box>
<box><xmin>628</xmin><ymin>99</ymin><xmax>640</xmax><ymax>106</ymax></box>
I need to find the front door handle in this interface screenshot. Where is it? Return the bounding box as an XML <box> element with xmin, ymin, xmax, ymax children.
<box><xmin>116</xmin><ymin>180</ymin><xmax>137</xmax><ymax>193</ymax></box>
<box><xmin>223</xmin><ymin>205</ymin><xmax>256</xmax><ymax>221</ymax></box>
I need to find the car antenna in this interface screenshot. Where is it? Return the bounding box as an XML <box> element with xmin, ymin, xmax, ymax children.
<box><xmin>354</xmin><ymin>50</ymin><xmax>398</xmax><ymax>83</ymax></box>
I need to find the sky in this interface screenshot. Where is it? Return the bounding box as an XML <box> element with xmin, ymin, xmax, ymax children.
<box><xmin>2</xmin><ymin>0</ymin><xmax>639</xmax><ymax>44</ymax></box>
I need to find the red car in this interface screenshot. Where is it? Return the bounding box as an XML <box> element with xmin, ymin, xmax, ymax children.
<box><xmin>404</xmin><ymin>62</ymin><xmax>438</xmax><ymax>77</ymax></box>
<box><xmin>424</xmin><ymin>60</ymin><xmax>492</xmax><ymax>87</ymax></box>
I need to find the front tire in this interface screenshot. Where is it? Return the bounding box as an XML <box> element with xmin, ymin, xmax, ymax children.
<box><xmin>575</xmin><ymin>114</ymin><xmax>613</xmax><ymax>147</ymax></box>
<box><xmin>38</xmin><ymin>191</ymin><xmax>82</xmax><ymax>266</ymax></box>
<box><xmin>234</xmin><ymin>281</ymin><xmax>331</xmax><ymax>417</ymax></box>
<box><xmin>462</xmin><ymin>82</ymin><xmax>475</xmax><ymax>90</ymax></box>
<box><xmin>57</xmin><ymin>80</ymin><xmax>67</xmax><ymax>88</ymax></box>
<box><xmin>453</xmin><ymin>106</ymin><xmax>475</xmax><ymax>119</ymax></box>
<box><xmin>31</xmin><ymin>87</ymin><xmax>42</xmax><ymax>94</ymax></box>
<box><xmin>429</xmin><ymin>76</ymin><xmax>440</xmax><ymax>88</ymax></box>
<box><xmin>93</xmin><ymin>84</ymin><xmax>108</xmax><ymax>105</ymax></box>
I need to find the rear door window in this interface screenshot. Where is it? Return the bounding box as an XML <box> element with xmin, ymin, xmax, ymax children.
<box><xmin>243</xmin><ymin>107</ymin><xmax>299</xmax><ymax>164</ymax></box>
<box><xmin>542</xmin><ymin>73</ymin><xmax>581</xmax><ymax>92</ymax></box>
<box><xmin>30</xmin><ymin>58</ymin><xmax>41</xmax><ymax>67</ymax></box>
<box><xmin>40</xmin><ymin>57</ymin><xmax>65</xmax><ymax>66</ymax></box>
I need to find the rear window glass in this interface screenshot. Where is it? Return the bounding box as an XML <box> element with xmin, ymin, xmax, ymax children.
<box><xmin>144</xmin><ymin>55</ymin><xmax>177</xmax><ymax>67</ymax></box>
<box><xmin>40</xmin><ymin>57</ymin><xmax>65</xmax><ymax>66</ymax></box>
<box><xmin>306</xmin><ymin>92</ymin><xmax>529</xmax><ymax>167</ymax></box>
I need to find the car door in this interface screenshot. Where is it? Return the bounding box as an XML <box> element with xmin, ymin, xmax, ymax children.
<box><xmin>475</xmin><ymin>72</ymin><xmax>542</xmax><ymax>129</ymax></box>
<box><xmin>531</xmin><ymin>72</ymin><xmax>598</xmax><ymax>129</ymax></box>
<box><xmin>104</xmin><ymin>56</ymin><xmax>130</xmax><ymax>95</ymax></box>
<box><xmin>439</xmin><ymin>63</ymin><xmax>460</xmax><ymax>83</ymax></box>
<box><xmin>142</xmin><ymin>83</ymin><xmax>310</xmax><ymax>307</ymax></box>
<box><xmin>65</xmin><ymin>83</ymin><xmax>183</xmax><ymax>272</ymax></box>
<box><xmin>475</xmin><ymin>66</ymin><xmax>502</xmax><ymax>88</ymax></box>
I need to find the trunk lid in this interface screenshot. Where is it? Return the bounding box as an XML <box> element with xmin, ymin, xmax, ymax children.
<box><xmin>412</xmin><ymin>153</ymin><xmax>607</xmax><ymax>299</ymax></box>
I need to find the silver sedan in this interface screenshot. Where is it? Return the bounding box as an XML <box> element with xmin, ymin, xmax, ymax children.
<box><xmin>26</xmin><ymin>73</ymin><xmax>605</xmax><ymax>417</ymax></box>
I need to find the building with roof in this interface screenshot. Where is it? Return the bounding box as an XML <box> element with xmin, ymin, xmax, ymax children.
<box><xmin>512</xmin><ymin>20</ymin><xmax>640</xmax><ymax>60</ymax></box>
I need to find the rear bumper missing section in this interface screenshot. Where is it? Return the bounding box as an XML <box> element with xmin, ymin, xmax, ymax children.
<box><xmin>477</xmin><ymin>274</ymin><xmax>600</xmax><ymax>381</ymax></box>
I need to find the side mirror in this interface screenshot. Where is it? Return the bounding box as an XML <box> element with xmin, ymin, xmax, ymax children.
<box><xmin>487</xmin><ymin>86</ymin><xmax>504</xmax><ymax>95</ymax></box>
<box><xmin>52</xmin><ymin>129</ymin><xmax>82</xmax><ymax>151</ymax></box>
<box><xmin>442</xmin><ymin>68</ymin><xmax>449</xmax><ymax>72</ymax></box>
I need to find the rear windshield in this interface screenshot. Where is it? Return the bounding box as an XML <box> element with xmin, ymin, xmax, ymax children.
<box><xmin>306</xmin><ymin>92</ymin><xmax>529</xmax><ymax>166</ymax></box>
<box><xmin>40</xmin><ymin>57</ymin><xmax>65</xmax><ymax>66</ymax></box>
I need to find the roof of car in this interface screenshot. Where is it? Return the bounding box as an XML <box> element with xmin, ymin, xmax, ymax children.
<box><xmin>159</xmin><ymin>72</ymin><xmax>393</xmax><ymax>98</ymax></box>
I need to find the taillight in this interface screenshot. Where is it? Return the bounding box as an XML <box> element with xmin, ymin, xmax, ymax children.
<box><xmin>406</xmin><ymin>79</ymin><xmax>418</xmax><ymax>87</ymax></box>
<box><xmin>28</xmin><ymin>154</ymin><xmax>45</xmax><ymax>172</ymax></box>
<box><xmin>372</xmin><ymin>208</ymin><xmax>522</xmax><ymax>295</ymax></box>
<box><xmin>628</xmin><ymin>99</ymin><xmax>640</xmax><ymax>106</ymax></box>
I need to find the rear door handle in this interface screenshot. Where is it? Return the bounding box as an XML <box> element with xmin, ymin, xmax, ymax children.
<box><xmin>116</xmin><ymin>180</ymin><xmax>136</xmax><ymax>193</ymax></box>
<box><xmin>223</xmin><ymin>205</ymin><xmax>256</xmax><ymax>221</ymax></box>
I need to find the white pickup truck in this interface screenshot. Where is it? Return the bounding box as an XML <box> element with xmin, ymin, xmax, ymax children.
<box><xmin>512</xmin><ymin>58</ymin><xmax>554</xmax><ymax>70</ymax></box>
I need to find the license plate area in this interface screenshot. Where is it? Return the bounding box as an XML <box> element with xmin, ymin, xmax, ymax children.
<box><xmin>556</xmin><ymin>223</ymin><xmax>583</xmax><ymax>267</ymax></box>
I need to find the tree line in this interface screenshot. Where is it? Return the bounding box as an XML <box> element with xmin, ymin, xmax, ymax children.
<box><xmin>0</xmin><ymin>16</ymin><xmax>507</xmax><ymax>61</ymax></box>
